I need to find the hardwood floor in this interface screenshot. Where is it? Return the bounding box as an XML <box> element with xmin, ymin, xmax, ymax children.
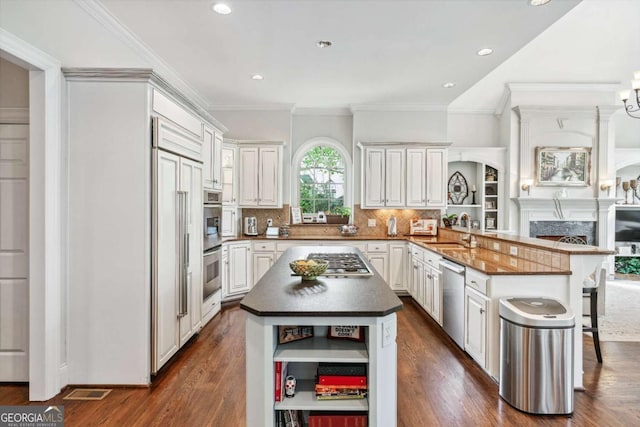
<box><xmin>1</xmin><ymin>297</ymin><xmax>639</xmax><ymax>426</ymax></box>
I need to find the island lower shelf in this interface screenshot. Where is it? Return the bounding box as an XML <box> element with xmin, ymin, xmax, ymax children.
<box><xmin>245</xmin><ymin>314</ymin><xmax>398</xmax><ymax>427</ymax></box>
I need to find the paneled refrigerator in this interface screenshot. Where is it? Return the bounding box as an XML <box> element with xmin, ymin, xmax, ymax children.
<box><xmin>152</xmin><ymin>117</ymin><xmax>203</xmax><ymax>374</ymax></box>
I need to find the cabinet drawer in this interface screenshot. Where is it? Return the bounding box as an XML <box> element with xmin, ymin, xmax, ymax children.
<box><xmin>410</xmin><ymin>245</ymin><xmax>424</xmax><ymax>262</ymax></box>
<box><xmin>253</xmin><ymin>241</ymin><xmax>276</xmax><ymax>252</ymax></box>
<box><xmin>466</xmin><ymin>268</ymin><xmax>489</xmax><ymax>294</ymax></box>
<box><xmin>423</xmin><ymin>249</ymin><xmax>441</xmax><ymax>268</ymax></box>
<box><xmin>366</xmin><ymin>242</ymin><xmax>388</xmax><ymax>253</ymax></box>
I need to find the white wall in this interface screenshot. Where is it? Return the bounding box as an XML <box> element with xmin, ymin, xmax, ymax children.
<box><xmin>292</xmin><ymin>114</ymin><xmax>353</xmax><ymax>156</ymax></box>
<box><xmin>447</xmin><ymin>113</ymin><xmax>499</xmax><ymax>148</ymax></box>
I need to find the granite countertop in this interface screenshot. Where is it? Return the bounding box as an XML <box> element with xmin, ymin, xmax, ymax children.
<box><xmin>409</xmin><ymin>239</ymin><xmax>571</xmax><ymax>275</ymax></box>
<box><xmin>240</xmin><ymin>246</ymin><xmax>403</xmax><ymax>317</ymax></box>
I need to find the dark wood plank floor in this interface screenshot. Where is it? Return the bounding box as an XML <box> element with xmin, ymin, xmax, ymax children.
<box><xmin>1</xmin><ymin>297</ymin><xmax>639</xmax><ymax>426</ymax></box>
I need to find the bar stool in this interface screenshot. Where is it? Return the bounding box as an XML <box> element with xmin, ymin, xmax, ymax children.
<box><xmin>582</xmin><ymin>269</ymin><xmax>605</xmax><ymax>363</ymax></box>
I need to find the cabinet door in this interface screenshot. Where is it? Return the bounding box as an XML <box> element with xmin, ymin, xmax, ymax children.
<box><xmin>221</xmin><ymin>145</ymin><xmax>236</xmax><ymax>204</ymax></box>
<box><xmin>389</xmin><ymin>244</ymin><xmax>406</xmax><ymax>291</ymax></box>
<box><xmin>154</xmin><ymin>150</ymin><xmax>181</xmax><ymax>370</ymax></box>
<box><xmin>238</xmin><ymin>147</ymin><xmax>259</xmax><ymax>206</ymax></box>
<box><xmin>202</xmin><ymin>126</ymin><xmax>214</xmax><ymax>190</ymax></box>
<box><xmin>179</xmin><ymin>158</ymin><xmax>203</xmax><ymax>346</ymax></box>
<box><xmin>212</xmin><ymin>132</ymin><xmax>223</xmax><ymax>191</ymax></box>
<box><xmin>228</xmin><ymin>243</ymin><xmax>252</xmax><ymax>295</ymax></box>
<box><xmin>385</xmin><ymin>149</ymin><xmax>405</xmax><ymax>207</ymax></box>
<box><xmin>422</xmin><ymin>264</ymin><xmax>432</xmax><ymax>311</ymax></box>
<box><xmin>221</xmin><ymin>206</ymin><xmax>237</xmax><ymax>237</ymax></box>
<box><xmin>368</xmin><ymin>252</ymin><xmax>389</xmax><ymax>284</ymax></box>
<box><xmin>221</xmin><ymin>246</ymin><xmax>229</xmax><ymax>300</ymax></box>
<box><xmin>431</xmin><ymin>268</ymin><xmax>442</xmax><ymax>325</ymax></box>
<box><xmin>464</xmin><ymin>287</ymin><xmax>488</xmax><ymax>368</ymax></box>
<box><xmin>426</xmin><ymin>148</ymin><xmax>447</xmax><ymax>207</ymax></box>
<box><xmin>363</xmin><ymin>148</ymin><xmax>385</xmax><ymax>207</ymax></box>
<box><xmin>253</xmin><ymin>252</ymin><xmax>275</xmax><ymax>285</ymax></box>
<box><xmin>406</xmin><ymin>148</ymin><xmax>426</xmax><ymax>207</ymax></box>
<box><xmin>258</xmin><ymin>147</ymin><xmax>279</xmax><ymax>206</ymax></box>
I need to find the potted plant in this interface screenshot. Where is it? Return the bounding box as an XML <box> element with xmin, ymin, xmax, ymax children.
<box><xmin>442</xmin><ymin>213</ymin><xmax>457</xmax><ymax>227</ymax></box>
<box><xmin>326</xmin><ymin>207</ymin><xmax>351</xmax><ymax>224</ymax></box>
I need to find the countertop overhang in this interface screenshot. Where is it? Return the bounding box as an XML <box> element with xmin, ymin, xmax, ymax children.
<box><xmin>240</xmin><ymin>246</ymin><xmax>403</xmax><ymax>317</ymax></box>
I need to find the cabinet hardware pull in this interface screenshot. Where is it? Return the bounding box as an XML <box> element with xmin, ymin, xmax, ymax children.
<box><xmin>480</xmin><ymin>308</ymin><xmax>485</xmax><ymax>314</ymax></box>
<box><xmin>471</xmin><ymin>280</ymin><xmax>477</xmax><ymax>284</ymax></box>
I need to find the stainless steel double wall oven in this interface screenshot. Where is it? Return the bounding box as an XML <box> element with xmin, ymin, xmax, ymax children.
<box><xmin>203</xmin><ymin>191</ymin><xmax>222</xmax><ymax>302</ymax></box>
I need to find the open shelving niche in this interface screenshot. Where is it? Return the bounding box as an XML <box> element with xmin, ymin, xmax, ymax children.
<box><xmin>274</xmin><ymin>330</ymin><xmax>369</xmax><ymax>413</ymax></box>
<box><xmin>245</xmin><ymin>313</ymin><xmax>397</xmax><ymax>427</ymax></box>
<box><xmin>445</xmin><ymin>163</ymin><xmax>501</xmax><ymax>231</ymax></box>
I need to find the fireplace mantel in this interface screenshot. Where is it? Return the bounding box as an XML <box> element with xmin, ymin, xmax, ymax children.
<box><xmin>514</xmin><ymin>197</ymin><xmax>616</xmax><ymax>249</ymax></box>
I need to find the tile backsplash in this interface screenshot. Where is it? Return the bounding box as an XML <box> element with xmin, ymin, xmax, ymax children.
<box><xmin>240</xmin><ymin>204</ymin><xmax>441</xmax><ymax>237</ymax></box>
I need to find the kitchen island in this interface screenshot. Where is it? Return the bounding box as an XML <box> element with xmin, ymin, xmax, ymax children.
<box><xmin>241</xmin><ymin>246</ymin><xmax>403</xmax><ymax>427</ymax></box>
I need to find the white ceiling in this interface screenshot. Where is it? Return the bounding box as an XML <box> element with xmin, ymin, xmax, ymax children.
<box><xmin>98</xmin><ymin>0</ymin><xmax>582</xmax><ymax>110</ymax></box>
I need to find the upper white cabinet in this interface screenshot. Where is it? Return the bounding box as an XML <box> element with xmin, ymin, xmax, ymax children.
<box><xmin>426</xmin><ymin>148</ymin><xmax>447</xmax><ymax>207</ymax></box>
<box><xmin>221</xmin><ymin>143</ymin><xmax>237</xmax><ymax>205</ymax></box>
<box><xmin>237</xmin><ymin>142</ymin><xmax>283</xmax><ymax>208</ymax></box>
<box><xmin>359</xmin><ymin>143</ymin><xmax>449</xmax><ymax>209</ymax></box>
<box><xmin>202</xmin><ymin>126</ymin><xmax>223</xmax><ymax>191</ymax></box>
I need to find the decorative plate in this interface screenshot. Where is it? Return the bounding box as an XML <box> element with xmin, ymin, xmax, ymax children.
<box><xmin>448</xmin><ymin>171</ymin><xmax>468</xmax><ymax>205</ymax></box>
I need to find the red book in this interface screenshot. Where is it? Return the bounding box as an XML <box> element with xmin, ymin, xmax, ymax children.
<box><xmin>274</xmin><ymin>361</ymin><xmax>282</xmax><ymax>402</ymax></box>
<box><xmin>318</xmin><ymin>375</ymin><xmax>367</xmax><ymax>387</ymax></box>
<box><xmin>308</xmin><ymin>412</ymin><xmax>367</xmax><ymax>427</ymax></box>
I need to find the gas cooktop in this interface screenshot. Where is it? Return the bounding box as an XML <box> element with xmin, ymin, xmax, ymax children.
<box><xmin>306</xmin><ymin>253</ymin><xmax>373</xmax><ymax>277</ymax></box>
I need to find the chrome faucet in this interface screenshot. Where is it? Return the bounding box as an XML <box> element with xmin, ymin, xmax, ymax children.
<box><xmin>458</xmin><ymin>212</ymin><xmax>477</xmax><ymax>247</ymax></box>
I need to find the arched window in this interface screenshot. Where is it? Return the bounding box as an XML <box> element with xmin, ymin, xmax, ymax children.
<box><xmin>292</xmin><ymin>138</ymin><xmax>352</xmax><ymax>215</ymax></box>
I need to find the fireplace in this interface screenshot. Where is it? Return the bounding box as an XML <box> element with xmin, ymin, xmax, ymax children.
<box><xmin>530</xmin><ymin>221</ymin><xmax>597</xmax><ymax>246</ymax></box>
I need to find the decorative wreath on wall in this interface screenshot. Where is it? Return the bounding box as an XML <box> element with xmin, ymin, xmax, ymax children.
<box><xmin>448</xmin><ymin>171</ymin><xmax>468</xmax><ymax>205</ymax></box>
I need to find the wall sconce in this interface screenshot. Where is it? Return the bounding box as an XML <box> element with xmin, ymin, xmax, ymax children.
<box><xmin>521</xmin><ymin>179</ymin><xmax>533</xmax><ymax>195</ymax></box>
<box><xmin>600</xmin><ymin>179</ymin><xmax>614</xmax><ymax>195</ymax></box>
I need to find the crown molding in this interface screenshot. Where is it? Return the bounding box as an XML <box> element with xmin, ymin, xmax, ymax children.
<box><xmin>74</xmin><ymin>0</ymin><xmax>210</xmax><ymax>109</ymax></box>
<box><xmin>208</xmin><ymin>104</ymin><xmax>295</xmax><ymax>112</ymax></box>
<box><xmin>0</xmin><ymin>107</ymin><xmax>29</xmax><ymax>124</ymax></box>
<box><xmin>292</xmin><ymin>107</ymin><xmax>352</xmax><ymax>116</ymax></box>
<box><xmin>507</xmin><ymin>82</ymin><xmax>620</xmax><ymax>93</ymax></box>
<box><xmin>446</xmin><ymin>107</ymin><xmax>497</xmax><ymax>115</ymax></box>
<box><xmin>350</xmin><ymin>104</ymin><xmax>447</xmax><ymax>113</ymax></box>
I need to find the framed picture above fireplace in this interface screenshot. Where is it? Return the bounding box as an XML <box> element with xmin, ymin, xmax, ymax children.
<box><xmin>535</xmin><ymin>146</ymin><xmax>591</xmax><ymax>186</ymax></box>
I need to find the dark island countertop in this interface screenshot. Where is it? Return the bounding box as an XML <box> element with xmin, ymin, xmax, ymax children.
<box><xmin>240</xmin><ymin>246</ymin><xmax>403</xmax><ymax>317</ymax></box>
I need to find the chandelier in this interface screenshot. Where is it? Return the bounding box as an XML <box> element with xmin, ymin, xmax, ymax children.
<box><xmin>619</xmin><ymin>71</ymin><xmax>640</xmax><ymax>119</ymax></box>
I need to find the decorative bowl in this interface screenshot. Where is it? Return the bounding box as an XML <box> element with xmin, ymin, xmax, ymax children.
<box><xmin>289</xmin><ymin>259</ymin><xmax>329</xmax><ymax>281</ymax></box>
<box><xmin>337</xmin><ymin>224</ymin><xmax>358</xmax><ymax>236</ymax></box>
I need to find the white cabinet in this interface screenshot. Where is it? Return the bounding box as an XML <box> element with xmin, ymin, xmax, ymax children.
<box><xmin>424</xmin><ymin>263</ymin><xmax>442</xmax><ymax>325</ymax></box>
<box><xmin>406</xmin><ymin>148</ymin><xmax>427</xmax><ymax>207</ymax></box>
<box><xmin>226</xmin><ymin>242</ymin><xmax>252</xmax><ymax>297</ymax></box>
<box><xmin>464</xmin><ymin>286</ymin><xmax>489</xmax><ymax>369</ymax></box>
<box><xmin>426</xmin><ymin>148</ymin><xmax>447</xmax><ymax>207</ymax></box>
<box><xmin>203</xmin><ymin>126</ymin><xmax>223</xmax><ymax>191</ymax></box>
<box><xmin>221</xmin><ymin>206</ymin><xmax>238</xmax><ymax>237</ymax></box>
<box><xmin>221</xmin><ymin>143</ymin><xmax>237</xmax><ymax>205</ymax></box>
<box><xmin>366</xmin><ymin>242</ymin><xmax>389</xmax><ymax>284</ymax></box>
<box><xmin>388</xmin><ymin>243</ymin><xmax>407</xmax><ymax>291</ymax></box>
<box><xmin>362</xmin><ymin>148</ymin><xmax>405</xmax><ymax>208</ymax></box>
<box><xmin>154</xmin><ymin>150</ymin><xmax>203</xmax><ymax>372</ymax></box>
<box><xmin>238</xmin><ymin>144</ymin><xmax>282</xmax><ymax>208</ymax></box>
<box><xmin>360</xmin><ymin>144</ymin><xmax>448</xmax><ymax>209</ymax></box>
<box><xmin>252</xmin><ymin>241</ymin><xmax>276</xmax><ymax>285</ymax></box>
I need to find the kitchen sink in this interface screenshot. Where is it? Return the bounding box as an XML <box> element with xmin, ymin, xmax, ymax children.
<box><xmin>428</xmin><ymin>243</ymin><xmax>468</xmax><ymax>250</ymax></box>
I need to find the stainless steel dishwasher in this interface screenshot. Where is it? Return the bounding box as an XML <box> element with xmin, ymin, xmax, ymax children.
<box><xmin>440</xmin><ymin>259</ymin><xmax>466</xmax><ymax>349</ymax></box>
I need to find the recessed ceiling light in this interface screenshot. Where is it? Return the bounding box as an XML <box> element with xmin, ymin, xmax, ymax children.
<box><xmin>316</xmin><ymin>40</ymin><xmax>333</xmax><ymax>48</ymax></box>
<box><xmin>529</xmin><ymin>0</ymin><xmax>552</xmax><ymax>5</ymax></box>
<box><xmin>212</xmin><ymin>3</ymin><xmax>231</xmax><ymax>15</ymax></box>
<box><xmin>477</xmin><ymin>48</ymin><xmax>493</xmax><ymax>56</ymax></box>
<box><xmin>251</xmin><ymin>74</ymin><xmax>264</xmax><ymax>80</ymax></box>
<box><xmin>443</xmin><ymin>82</ymin><xmax>456</xmax><ymax>88</ymax></box>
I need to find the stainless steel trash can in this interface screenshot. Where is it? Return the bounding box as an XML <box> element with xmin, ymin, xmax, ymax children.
<box><xmin>499</xmin><ymin>297</ymin><xmax>575</xmax><ymax>415</ymax></box>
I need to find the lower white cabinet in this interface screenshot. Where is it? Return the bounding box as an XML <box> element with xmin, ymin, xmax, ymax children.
<box><xmin>424</xmin><ymin>264</ymin><xmax>442</xmax><ymax>325</ymax></box>
<box><xmin>252</xmin><ymin>241</ymin><xmax>276</xmax><ymax>285</ymax></box>
<box><xmin>464</xmin><ymin>286</ymin><xmax>489</xmax><ymax>369</ymax></box>
<box><xmin>367</xmin><ymin>242</ymin><xmax>389</xmax><ymax>284</ymax></box>
<box><xmin>388</xmin><ymin>243</ymin><xmax>407</xmax><ymax>291</ymax></box>
<box><xmin>225</xmin><ymin>242</ymin><xmax>252</xmax><ymax>297</ymax></box>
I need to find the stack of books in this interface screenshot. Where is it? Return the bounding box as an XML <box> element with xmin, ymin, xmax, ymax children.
<box><xmin>315</xmin><ymin>363</ymin><xmax>367</xmax><ymax>400</ymax></box>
